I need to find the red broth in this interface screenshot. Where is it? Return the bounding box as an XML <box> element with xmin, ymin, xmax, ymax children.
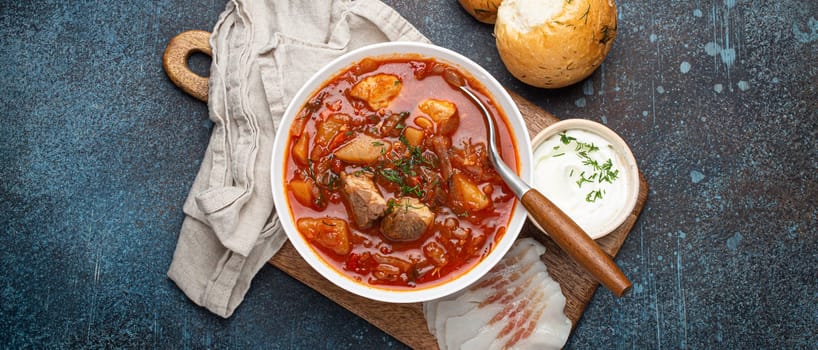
<box><xmin>284</xmin><ymin>56</ymin><xmax>519</xmax><ymax>290</ymax></box>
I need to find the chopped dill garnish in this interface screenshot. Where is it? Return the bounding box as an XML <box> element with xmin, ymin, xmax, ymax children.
<box><xmin>379</xmin><ymin>168</ymin><xmax>403</xmax><ymax>184</ymax></box>
<box><xmin>586</xmin><ymin>190</ymin><xmax>604</xmax><ymax>203</ymax></box>
<box><xmin>401</xmin><ymin>184</ymin><xmax>425</xmax><ymax>198</ymax></box>
<box><xmin>559</xmin><ymin>132</ymin><xmax>576</xmax><ymax>144</ymax></box>
<box><xmin>553</xmin><ymin>132</ymin><xmax>620</xmax><ymax>202</ymax></box>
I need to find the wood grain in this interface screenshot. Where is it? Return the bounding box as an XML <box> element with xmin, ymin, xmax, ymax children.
<box><xmin>163</xmin><ymin>31</ymin><xmax>648</xmax><ymax>350</ymax></box>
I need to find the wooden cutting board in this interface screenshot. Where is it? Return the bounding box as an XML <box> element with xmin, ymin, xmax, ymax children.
<box><xmin>164</xmin><ymin>30</ymin><xmax>648</xmax><ymax>350</ymax></box>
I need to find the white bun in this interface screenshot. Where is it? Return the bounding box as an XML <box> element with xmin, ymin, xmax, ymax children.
<box><xmin>495</xmin><ymin>0</ymin><xmax>617</xmax><ymax>88</ymax></box>
<box><xmin>458</xmin><ymin>0</ymin><xmax>504</xmax><ymax>24</ymax></box>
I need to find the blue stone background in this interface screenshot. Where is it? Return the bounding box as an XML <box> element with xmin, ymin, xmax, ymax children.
<box><xmin>1</xmin><ymin>0</ymin><xmax>815</xmax><ymax>348</ymax></box>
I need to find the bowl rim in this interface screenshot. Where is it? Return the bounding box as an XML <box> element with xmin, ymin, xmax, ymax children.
<box><xmin>529</xmin><ymin>118</ymin><xmax>640</xmax><ymax>239</ymax></box>
<box><xmin>270</xmin><ymin>41</ymin><xmax>533</xmax><ymax>303</ymax></box>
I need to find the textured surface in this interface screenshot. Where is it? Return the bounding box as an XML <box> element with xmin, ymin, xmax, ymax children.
<box><xmin>1</xmin><ymin>0</ymin><xmax>816</xmax><ymax>349</ymax></box>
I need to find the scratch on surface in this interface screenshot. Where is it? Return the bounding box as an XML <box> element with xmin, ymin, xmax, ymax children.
<box><xmin>676</xmin><ymin>232</ymin><xmax>688</xmax><ymax>349</ymax></box>
<box><xmin>87</xmin><ymin>249</ymin><xmax>102</xmax><ymax>343</ymax></box>
<box><xmin>93</xmin><ymin>258</ymin><xmax>101</xmax><ymax>285</ymax></box>
<box><xmin>710</xmin><ymin>4</ymin><xmax>719</xmax><ymax>73</ymax></box>
<box><xmin>44</xmin><ymin>287</ymin><xmax>51</xmax><ymax>312</ymax></box>
<box><xmin>633</xmin><ymin>222</ymin><xmax>645</xmax><ymax>345</ymax></box>
<box><xmin>153</xmin><ymin>310</ymin><xmax>159</xmax><ymax>348</ymax></box>
<box><xmin>599</xmin><ymin>62</ymin><xmax>606</xmax><ymax>104</ymax></box>
<box><xmin>639</xmin><ymin>222</ymin><xmax>645</xmax><ymax>263</ymax></box>
<box><xmin>643</xmin><ymin>223</ymin><xmax>661</xmax><ymax>349</ymax></box>
<box><xmin>652</xmin><ymin>262</ymin><xmax>661</xmax><ymax>350</ymax></box>
<box><xmin>650</xmin><ymin>79</ymin><xmax>657</xmax><ymax>125</ymax></box>
<box><xmin>651</xmin><ymin>21</ymin><xmax>663</xmax><ymax>87</ymax></box>
<box><xmin>646</xmin><ymin>4</ymin><xmax>659</xmax><ymax>125</ymax></box>
<box><xmin>183</xmin><ymin>316</ymin><xmax>191</xmax><ymax>349</ymax></box>
<box><xmin>721</xmin><ymin>2</ymin><xmax>733</xmax><ymax>84</ymax></box>
<box><xmin>705</xmin><ymin>1</ymin><xmax>744</xmax><ymax>88</ymax></box>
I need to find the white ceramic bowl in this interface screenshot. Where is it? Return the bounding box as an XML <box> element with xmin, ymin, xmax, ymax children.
<box><xmin>530</xmin><ymin>119</ymin><xmax>640</xmax><ymax>239</ymax></box>
<box><xmin>270</xmin><ymin>42</ymin><xmax>533</xmax><ymax>303</ymax></box>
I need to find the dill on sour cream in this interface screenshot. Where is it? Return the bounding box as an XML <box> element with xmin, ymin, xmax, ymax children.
<box><xmin>532</xmin><ymin>128</ymin><xmax>629</xmax><ymax>237</ymax></box>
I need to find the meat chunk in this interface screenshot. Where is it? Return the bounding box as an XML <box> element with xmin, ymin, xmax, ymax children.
<box><xmin>381</xmin><ymin>197</ymin><xmax>435</xmax><ymax>242</ymax></box>
<box><xmin>350</xmin><ymin>74</ymin><xmax>402</xmax><ymax>111</ymax></box>
<box><xmin>340</xmin><ymin>172</ymin><xmax>388</xmax><ymax>229</ymax></box>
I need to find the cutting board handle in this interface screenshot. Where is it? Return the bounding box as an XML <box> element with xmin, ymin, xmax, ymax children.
<box><xmin>163</xmin><ymin>30</ymin><xmax>211</xmax><ymax>102</ymax></box>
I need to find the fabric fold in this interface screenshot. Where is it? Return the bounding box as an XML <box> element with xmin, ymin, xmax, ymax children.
<box><xmin>168</xmin><ymin>0</ymin><xmax>429</xmax><ymax>318</ymax></box>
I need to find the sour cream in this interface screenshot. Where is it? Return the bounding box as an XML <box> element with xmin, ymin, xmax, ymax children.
<box><xmin>531</xmin><ymin>125</ymin><xmax>635</xmax><ymax>239</ymax></box>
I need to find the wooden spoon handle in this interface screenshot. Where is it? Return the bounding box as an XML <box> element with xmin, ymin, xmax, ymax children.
<box><xmin>521</xmin><ymin>189</ymin><xmax>632</xmax><ymax>297</ymax></box>
<box><xmin>162</xmin><ymin>30</ymin><xmax>211</xmax><ymax>102</ymax></box>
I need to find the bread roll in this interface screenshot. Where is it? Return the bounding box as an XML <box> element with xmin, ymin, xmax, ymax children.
<box><xmin>458</xmin><ymin>0</ymin><xmax>503</xmax><ymax>24</ymax></box>
<box><xmin>495</xmin><ymin>0</ymin><xmax>617</xmax><ymax>88</ymax></box>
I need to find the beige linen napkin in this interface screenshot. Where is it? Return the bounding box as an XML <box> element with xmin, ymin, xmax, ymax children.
<box><xmin>167</xmin><ymin>0</ymin><xmax>429</xmax><ymax>317</ymax></box>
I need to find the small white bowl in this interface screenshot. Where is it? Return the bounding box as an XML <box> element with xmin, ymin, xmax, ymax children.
<box><xmin>270</xmin><ymin>42</ymin><xmax>533</xmax><ymax>303</ymax></box>
<box><xmin>530</xmin><ymin>119</ymin><xmax>640</xmax><ymax>239</ymax></box>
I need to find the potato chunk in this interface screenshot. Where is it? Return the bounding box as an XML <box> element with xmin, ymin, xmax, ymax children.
<box><xmin>297</xmin><ymin>217</ymin><xmax>351</xmax><ymax>255</ymax></box>
<box><xmin>350</xmin><ymin>74</ymin><xmax>402</xmax><ymax>111</ymax></box>
<box><xmin>289</xmin><ymin>179</ymin><xmax>315</xmax><ymax>207</ymax></box>
<box><xmin>316</xmin><ymin>113</ymin><xmax>351</xmax><ymax>147</ymax></box>
<box><xmin>451</xmin><ymin>173</ymin><xmax>490</xmax><ymax>212</ymax></box>
<box><xmin>418</xmin><ymin>99</ymin><xmax>459</xmax><ymax>135</ymax></box>
<box><xmin>419</xmin><ymin>99</ymin><xmax>456</xmax><ymax>120</ymax></box>
<box><xmin>292</xmin><ymin>132</ymin><xmax>310</xmax><ymax>166</ymax></box>
<box><xmin>402</xmin><ymin>127</ymin><xmax>425</xmax><ymax>147</ymax></box>
<box><xmin>334</xmin><ymin>134</ymin><xmax>391</xmax><ymax>165</ymax></box>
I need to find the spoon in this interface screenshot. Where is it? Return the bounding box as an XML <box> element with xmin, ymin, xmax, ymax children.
<box><xmin>444</xmin><ymin>69</ymin><xmax>632</xmax><ymax>297</ymax></box>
